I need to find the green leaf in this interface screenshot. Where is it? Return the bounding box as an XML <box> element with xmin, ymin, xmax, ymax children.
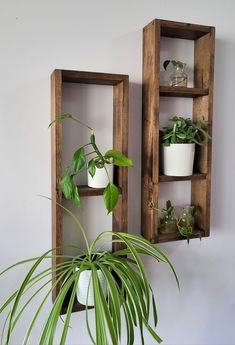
<box><xmin>48</xmin><ymin>113</ymin><xmax>72</xmax><ymax>128</ymax></box>
<box><xmin>104</xmin><ymin>183</ymin><xmax>119</xmax><ymax>213</ymax></box>
<box><xmin>72</xmin><ymin>186</ymin><xmax>81</xmax><ymax>208</ymax></box>
<box><xmin>90</xmin><ymin>133</ymin><xmax>96</xmax><ymax>144</ymax></box>
<box><xmin>88</xmin><ymin>159</ymin><xmax>96</xmax><ymax>178</ymax></box>
<box><xmin>163</xmin><ymin>60</ymin><xmax>170</xmax><ymax>70</ymax></box>
<box><xmin>60</xmin><ymin>168</ymin><xmax>74</xmax><ymax>199</ymax></box>
<box><xmin>104</xmin><ymin>150</ymin><xmax>132</xmax><ymax>167</ymax></box>
<box><xmin>72</xmin><ymin>147</ymin><xmax>86</xmax><ymax>173</ymax></box>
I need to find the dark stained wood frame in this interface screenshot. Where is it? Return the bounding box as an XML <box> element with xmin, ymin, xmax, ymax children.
<box><xmin>51</xmin><ymin>69</ymin><xmax>129</xmax><ymax>312</ymax></box>
<box><xmin>141</xmin><ymin>19</ymin><xmax>215</xmax><ymax>243</ymax></box>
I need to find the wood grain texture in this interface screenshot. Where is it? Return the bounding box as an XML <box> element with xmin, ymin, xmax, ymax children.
<box><xmin>159</xmin><ymin>173</ymin><xmax>207</xmax><ymax>182</ymax></box>
<box><xmin>51</xmin><ymin>70</ymin><xmax>63</xmax><ymax>302</ymax></box>
<box><xmin>51</xmin><ymin>69</ymin><xmax>129</xmax><ymax>311</ymax></box>
<box><xmin>141</xmin><ymin>20</ymin><xmax>160</xmax><ymax>243</ymax></box>
<box><xmin>192</xmin><ymin>27</ymin><xmax>215</xmax><ymax>236</ymax></box>
<box><xmin>61</xmin><ymin>70</ymin><xmax>127</xmax><ymax>85</ymax></box>
<box><xmin>160</xmin><ymin>86</ymin><xmax>208</xmax><ymax>98</ymax></box>
<box><xmin>112</xmin><ymin>77</ymin><xmax>129</xmax><ymax>251</ymax></box>
<box><xmin>142</xmin><ymin>19</ymin><xmax>215</xmax><ymax>243</ymax></box>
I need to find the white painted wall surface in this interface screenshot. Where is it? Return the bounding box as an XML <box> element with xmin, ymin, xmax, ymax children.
<box><xmin>0</xmin><ymin>0</ymin><xmax>235</xmax><ymax>344</ymax></box>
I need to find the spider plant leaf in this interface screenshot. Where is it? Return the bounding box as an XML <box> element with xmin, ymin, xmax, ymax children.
<box><xmin>5</xmin><ymin>248</ymin><xmax>54</xmax><ymax>344</ymax></box>
<box><xmin>143</xmin><ymin>318</ymin><xmax>162</xmax><ymax>344</ymax></box>
<box><xmin>91</xmin><ymin>265</ymin><xmax>118</xmax><ymax>345</ymax></box>
<box><xmin>59</xmin><ymin>273</ymin><xmax>79</xmax><ymax>345</ymax></box>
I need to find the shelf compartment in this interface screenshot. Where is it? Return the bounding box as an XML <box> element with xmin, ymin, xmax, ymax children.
<box><xmin>159</xmin><ymin>173</ymin><xmax>207</xmax><ymax>182</ymax></box>
<box><xmin>141</xmin><ymin>18</ymin><xmax>215</xmax><ymax>243</ymax></box>
<box><xmin>160</xmin><ymin>86</ymin><xmax>209</xmax><ymax>98</ymax></box>
<box><xmin>159</xmin><ymin>19</ymin><xmax>211</xmax><ymax>40</ymax></box>
<box><xmin>51</xmin><ymin>69</ymin><xmax>129</xmax><ymax>313</ymax></box>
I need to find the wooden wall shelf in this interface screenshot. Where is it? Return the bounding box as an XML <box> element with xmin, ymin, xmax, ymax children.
<box><xmin>159</xmin><ymin>173</ymin><xmax>207</xmax><ymax>182</ymax></box>
<box><xmin>51</xmin><ymin>69</ymin><xmax>129</xmax><ymax>313</ymax></box>
<box><xmin>141</xmin><ymin>19</ymin><xmax>215</xmax><ymax>244</ymax></box>
<box><xmin>159</xmin><ymin>86</ymin><xmax>209</xmax><ymax>98</ymax></box>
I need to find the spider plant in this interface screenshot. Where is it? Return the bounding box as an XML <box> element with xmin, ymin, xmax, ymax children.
<box><xmin>49</xmin><ymin>113</ymin><xmax>132</xmax><ymax>213</ymax></box>
<box><xmin>0</xmin><ymin>202</ymin><xmax>179</xmax><ymax>345</ymax></box>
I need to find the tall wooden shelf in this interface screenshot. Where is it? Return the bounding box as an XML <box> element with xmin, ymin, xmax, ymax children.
<box><xmin>141</xmin><ymin>19</ymin><xmax>215</xmax><ymax>243</ymax></box>
<box><xmin>51</xmin><ymin>69</ymin><xmax>129</xmax><ymax>312</ymax></box>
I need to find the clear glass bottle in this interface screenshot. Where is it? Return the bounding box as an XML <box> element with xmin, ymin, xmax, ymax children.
<box><xmin>177</xmin><ymin>205</ymin><xmax>195</xmax><ymax>235</ymax></box>
<box><xmin>159</xmin><ymin>210</ymin><xmax>178</xmax><ymax>234</ymax></box>
<box><xmin>168</xmin><ymin>63</ymin><xmax>188</xmax><ymax>87</ymax></box>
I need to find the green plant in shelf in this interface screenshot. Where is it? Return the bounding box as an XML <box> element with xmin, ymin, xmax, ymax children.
<box><xmin>149</xmin><ymin>200</ymin><xmax>178</xmax><ymax>234</ymax></box>
<box><xmin>49</xmin><ymin>113</ymin><xmax>132</xmax><ymax>213</ymax></box>
<box><xmin>0</xmin><ymin>201</ymin><xmax>179</xmax><ymax>345</ymax></box>
<box><xmin>160</xmin><ymin>116</ymin><xmax>212</xmax><ymax>147</ymax></box>
<box><xmin>177</xmin><ymin>205</ymin><xmax>203</xmax><ymax>243</ymax></box>
<box><xmin>163</xmin><ymin>59</ymin><xmax>185</xmax><ymax>71</ymax></box>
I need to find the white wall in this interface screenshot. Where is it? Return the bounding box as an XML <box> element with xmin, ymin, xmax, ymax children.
<box><xmin>1</xmin><ymin>0</ymin><xmax>235</xmax><ymax>344</ymax></box>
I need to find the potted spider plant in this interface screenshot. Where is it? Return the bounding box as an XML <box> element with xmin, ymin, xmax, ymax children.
<box><xmin>0</xmin><ymin>201</ymin><xmax>179</xmax><ymax>345</ymax></box>
<box><xmin>49</xmin><ymin>114</ymin><xmax>132</xmax><ymax>213</ymax></box>
<box><xmin>160</xmin><ymin>116</ymin><xmax>211</xmax><ymax>176</ymax></box>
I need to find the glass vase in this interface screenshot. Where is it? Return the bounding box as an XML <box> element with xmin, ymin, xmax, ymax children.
<box><xmin>168</xmin><ymin>63</ymin><xmax>188</xmax><ymax>87</ymax></box>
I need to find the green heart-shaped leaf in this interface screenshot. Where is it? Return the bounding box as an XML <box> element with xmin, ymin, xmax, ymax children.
<box><xmin>72</xmin><ymin>147</ymin><xmax>86</xmax><ymax>173</ymax></box>
<box><xmin>88</xmin><ymin>159</ymin><xmax>96</xmax><ymax>178</ymax></box>
<box><xmin>104</xmin><ymin>183</ymin><xmax>119</xmax><ymax>214</ymax></box>
<box><xmin>60</xmin><ymin>168</ymin><xmax>74</xmax><ymax>199</ymax></box>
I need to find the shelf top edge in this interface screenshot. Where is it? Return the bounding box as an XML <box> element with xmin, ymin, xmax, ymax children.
<box><xmin>51</xmin><ymin>69</ymin><xmax>129</xmax><ymax>85</ymax></box>
<box><xmin>144</xmin><ymin>19</ymin><xmax>215</xmax><ymax>40</ymax></box>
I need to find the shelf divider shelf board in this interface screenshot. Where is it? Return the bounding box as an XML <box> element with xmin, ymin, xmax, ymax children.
<box><xmin>51</xmin><ymin>69</ymin><xmax>129</xmax><ymax>313</ymax></box>
<box><xmin>141</xmin><ymin>19</ymin><xmax>215</xmax><ymax>244</ymax></box>
<box><xmin>159</xmin><ymin>86</ymin><xmax>209</xmax><ymax>98</ymax></box>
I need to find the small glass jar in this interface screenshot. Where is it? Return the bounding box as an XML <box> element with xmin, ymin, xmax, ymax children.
<box><xmin>168</xmin><ymin>63</ymin><xmax>188</xmax><ymax>87</ymax></box>
<box><xmin>159</xmin><ymin>210</ymin><xmax>178</xmax><ymax>234</ymax></box>
<box><xmin>177</xmin><ymin>205</ymin><xmax>195</xmax><ymax>236</ymax></box>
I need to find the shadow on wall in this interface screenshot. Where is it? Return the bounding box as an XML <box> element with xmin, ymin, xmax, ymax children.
<box><xmin>211</xmin><ymin>37</ymin><xmax>235</xmax><ymax>232</ymax></box>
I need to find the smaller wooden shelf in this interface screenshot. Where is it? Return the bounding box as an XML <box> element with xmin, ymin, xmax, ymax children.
<box><xmin>159</xmin><ymin>173</ymin><xmax>207</xmax><ymax>182</ymax></box>
<box><xmin>78</xmin><ymin>185</ymin><xmax>105</xmax><ymax>197</ymax></box>
<box><xmin>159</xmin><ymin>86</ymin><xmax>209</xmax><ymax>98</ymax></box>
<box><xmin>158</xmin><ymin>227</ymin><xmax>207</xmax><ymax>243</ymax></box>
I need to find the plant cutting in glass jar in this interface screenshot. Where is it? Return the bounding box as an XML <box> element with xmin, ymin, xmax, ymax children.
<box><xmin>177</xmin><ymin>205</ymin><xmax>203</xmax><ymax>243</ymax></box>
<box><xmin>163</xmin><ymin>59</ymin><xmax>188</xmax><ymax>87</ymax></box>
<box><xmin>149</xmin><ymin>200</ymin><xmax>178</xmax><ymax>234</ymax></box>
<box><xmin>49</xmin><ymin>113</ymin><xmax>132</xmax><ymax>213</ymax></box>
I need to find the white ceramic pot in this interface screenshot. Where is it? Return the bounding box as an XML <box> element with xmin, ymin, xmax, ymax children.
<box><xmin>76</xmin><ymin>268</ymin><xmax>107</xmax><ymax>306</ymax></box>
<box><xmin>88</xmin><ymin>164</ymin><xmax>113</xmax><ymax>188</ymax></box>
<box><xmin>162</xmin><ymin>143</ymin><xmax>195</xmax><ymax>176</ymax></box>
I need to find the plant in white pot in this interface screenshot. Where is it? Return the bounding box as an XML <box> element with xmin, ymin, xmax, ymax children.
<box><xmin>0</xmin><ymin>202</ymin><xmax>179</xmax><ymax>345</ymax></box>
<box><xmin>160</xmin><ymin>116</ymin><xmax>211</xmax><ymax>176</ymax></box>
<box><xmin>49</xmin><ymin>114</ymin><xmax>132</xmax><ymax>213</ymax></box>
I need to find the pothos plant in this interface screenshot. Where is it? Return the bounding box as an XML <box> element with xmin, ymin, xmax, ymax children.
<box><xmin>49</xmin><ymin>113</ymin><xmax>132</xmax><ymax>213</ymax></box>
<box><xmin>160</xmin><ymin>116</ymin><xmax>212</xmax><ymax>146</ymax></box>
<box><xmin>0</xmin><ymin>201</ymin><xmax>179</xmax><ymax>345</ymax></box>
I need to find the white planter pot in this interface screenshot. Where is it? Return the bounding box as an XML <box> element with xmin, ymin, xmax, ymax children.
<box><xmin>76</xmin><ymin>269</ymin><xmax>107</xmax><ymax>306</ymax></box>
<box><xmin>88</xmin><ymin>164</ymin><xmax>113</xmax><ymax>188</ymax></box>
<box><xmin>162</xmin><ymin>143</ymin><xmax>195</xmax><ymax>176</ymax></box>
